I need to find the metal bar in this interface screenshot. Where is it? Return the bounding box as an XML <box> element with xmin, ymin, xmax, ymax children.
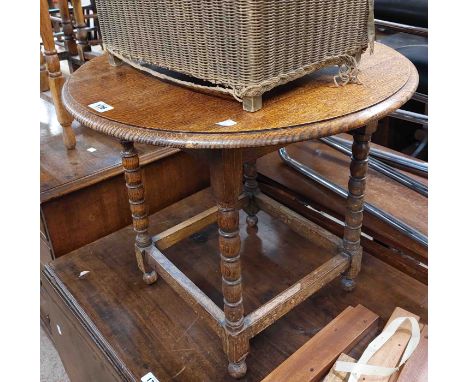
<box><xmin>321</xmin><ymin>137</ymin><xmax>428</xmax><ymax>197</ymax></box>
<box><xmin>390</xmin><ymin>109</ymin><xmax>428</xmax><ymax>127</ymax></box>
<box><xmin>328</xmin><ymin>136</ymin><xmax>428</xmax><ymax>175</ymax></box>
<box><xmin>411</xmin><ymin>134</ymin><xmax>428</xmax><ymax>158</ymax></box>
<box><xmin>374</xmin><ymin>19</ymin><xmax>428</xmax><ymax>37</ymax></box>
<box><xmin>278</xmin><ymin>148</ymin><xmax>428</xmax><ymax>247</ymax></box>
<box><xmin>412</xmin><ymin>92</ymin><xmax>428</xmax><ymax>104</ymax></box>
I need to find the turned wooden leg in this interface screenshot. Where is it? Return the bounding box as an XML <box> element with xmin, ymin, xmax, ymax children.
<box><xmin>40</xmin><ymin>0</ymin><xmax>76</xmax><ymax>150</ymax></box>
<box><xmin>57</xmin><ymin>0</ymin><xmax>78</xmax><ymax>56</ymax></box>
<box><xmin>71</xmin><ymin>0</ymin><xmax>91</xmax><ymax>62</ymax></box>
<box><xmin>209</xmin><ymin>149</ymin><xmax>249</xmax><ymax>378</ymax></box>
<box><xmin>120</xmin><ymin>140</ymin><xmax>157</xmax><ymax>285</ymax></box>
<box><xmin>341</xmin><ymin>122</ymin><xmax>377</xmax><ymax>291</ymax></box>
<box><xmin>40</xmin><ymin>49</ymin><xmax>49</xmax><ymax>92</ymax></box>
<box><xmin>243</xmin><ymin>160</ymin><xmax>260</xmax><ymax>228</ymax></box>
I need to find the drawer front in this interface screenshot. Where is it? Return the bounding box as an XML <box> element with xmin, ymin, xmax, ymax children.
<box><xmin>42</xmin><ymin>272</ymin><xmax>125</xmax><ymax>382</ymax></box>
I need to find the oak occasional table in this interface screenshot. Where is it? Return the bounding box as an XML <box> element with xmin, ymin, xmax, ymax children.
<box><xmin>63</xmin><ymin>43</ymin><xmax>417</xmax><ymax>378</ymax></box>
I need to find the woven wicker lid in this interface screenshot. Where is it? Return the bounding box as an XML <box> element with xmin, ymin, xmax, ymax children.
<box><xmin>63</xmin><ymin>43</ymin><xmax>418</xmax><ymax>149</ymax></box>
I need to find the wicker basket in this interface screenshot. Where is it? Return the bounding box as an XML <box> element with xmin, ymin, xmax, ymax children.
<box><xmin>96</xmin><ymin>0</ymin><xmax>375</xmax><ymax>111</ymax></box>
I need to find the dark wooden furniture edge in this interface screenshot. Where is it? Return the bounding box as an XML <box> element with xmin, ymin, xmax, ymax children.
<box><xmin>41</xmin><ymin>146</ymin><xmax>179</xmax><ymax>203</ymax></box>
<box><xmin>42</xmin><ymin>264</ymin><xmax>135</xmax><ymax>381</ymax></box>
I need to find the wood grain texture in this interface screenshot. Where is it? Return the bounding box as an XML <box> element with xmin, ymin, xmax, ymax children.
<box><xmin>40</xmin><ymin>49</ymin><xmax>50</xmax><ymax>92</ymax></box>
<box><xmin>262</xmin><ymin>305</ymin><xmax>379</xmax><ymax>382</ymax></box>
<box><xmin>40</xmin><ymin>98</ymin><xmax>210</xmax><ymax>258</ymax></box>
<box><xmin>44</xmin><ymin>188</ymin><xmax>427</xmax><ymax>381</ymax></box>
<box><xmin>324</xmin><ymin>353</ymin><xmax>357</xmax><ymax>382</ymax></box>
<box><xmin>256</xmin><ymin>192</ymin><xmax>342</xmax><ymax>253</ymax></box>
<box><xmin>153</xmin><ymin>206</ymin><xmax>218</xmax><ymax>251</ymax></box>
<box><xmin>40</xmin><ymin>98</ymin><xmax>180</xmax><ymax>202</ymax></box>
<box><xmin>396</xmin><ymin>325</ymin><xmax>428</xmax><ymax>382</ymax></box>
<box><xmin>62</xmin><ymin>43</ymin><xmax>418</xmax><ymax>148</ymax></box>
<box><xmin>357</xmin><ymin>307</ymin><xmax>421</xmax><ymax>382</ymax></box>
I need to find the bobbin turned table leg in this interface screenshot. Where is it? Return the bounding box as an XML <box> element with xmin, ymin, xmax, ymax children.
<box><xmin>209</xmin><ymin>149</ymin><xmax>249</xmax><ymax>378</ymax></box>
<box><xmin>341</xmin><ymin>122</ymin><xmax>378</xmax><ymax>291</ymax></box>
<box><xmin>243</xmin><ymin>161</ymin><xmax>260</xmax><ymax>228</ymax></box>
<box><xmin>120</xmin><ymin>140</ymin><xmax>157</xmax><ymax>285</ymax></box>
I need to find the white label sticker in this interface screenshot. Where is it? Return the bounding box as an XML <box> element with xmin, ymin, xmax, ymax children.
<box><xmin>88</xmin><ymin>101</ymin><xmax>114</xmax><ymax>113</ymax></box>
<box><xmin>216</xmin><ymin>119</ymin><xmax>237</xmax><ymax>127</ymax></box>
<box><xmin>141</xmin><ymin>372</ymin><xmax>159</xmax><ymax>382</ymax></box>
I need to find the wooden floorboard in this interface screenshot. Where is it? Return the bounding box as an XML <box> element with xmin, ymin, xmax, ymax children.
<box><xmin>47</xmin><ymin>188</ymin><xmax>427</xmax><ymax>382</ymax></box>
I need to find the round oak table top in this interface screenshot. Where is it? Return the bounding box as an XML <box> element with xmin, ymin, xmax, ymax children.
<box><xmin>63</xmin><ymin>43</ymin><xmax>418</xmax><ymax>149</ymax></box>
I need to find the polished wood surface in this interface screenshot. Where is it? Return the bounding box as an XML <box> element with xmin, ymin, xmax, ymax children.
<box><xmin>43</xmin><ymin>189</ymin><xmax>427</xmax><ymax>382</ymax></box>
<box><xmin>40</xmin><ymin>99</ymin><xmax>178</xmax><ymax>202</ymax></box>
<box><xmin>358</xmin><ymin>307</ymin><xmax>420</xmax><ymax>382</ymax></box>
<box><xmin>40</xmin><ymin>98</ymin><xmax>209</xmax><ymax>258</ymax></box>
<box><xmin>262</xmin><ymin>305</ymin><xmax>379</xmax><ymax>382</ymax></box>
<box><xmin>396</xmin><ymin>325</ymin><xmax>428</xmax><ymax>382</ymax></box>
<box><xmin>40</xmin><ymin>49</ymin><xmax>49</xmax><ymax>92</ymax></box>
<box><xmin>59</xmin><ymin>42</ymin><xmax>418</xmax><ymax>377</ymax></box>
<box><xmin>62</xmin><ymin>43</ymin><xmax>418</xmax><ymax>148</ymax></box>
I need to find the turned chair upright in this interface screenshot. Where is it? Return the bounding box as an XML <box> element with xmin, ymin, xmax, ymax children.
<box><xmin>40</xmin><ymin>0</ymin><xmax>76</xmax><ymax>150</ymax></box>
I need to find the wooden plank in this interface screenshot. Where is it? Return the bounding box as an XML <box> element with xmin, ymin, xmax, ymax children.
<box><xmin>396</xmin><ymin>325</ymin><xmax>428</xmax><ymax>382</ymax></box>
<box><xmin>357</xmin><ymin>307</ymin><xmax>420</xmax><ymax>382</ymax></box>
<box><xmin>323</xmin><ymin>353</ymin><xmax>357</xmax><ymax>382</ymax></box>
<box><xmin>262</xmin><ymin>305</ymin><xmax>379</xmax><ymax>382</ymax></box>
<box><xmin>256</xmin><ymin>192</ymin><xmax>342</xmax><ymax>253</ymax></box>
<box><xmin>152</xmin><ymin>195</ymin><xmax>248</xmax><ymax>250</ymax></box>
<box><xmin>245</xmin><ymin>253</ymin><xmax>349</xmax><ymax>338</ymax></box>
<box><xmin>153</xmin><ymin>206</ymin><xmax>218</xmax><ymax>250</ymax></box>
<box><xmin>146</xmin><ymin>246</ymin><xmax>225</xmax><ymax>336</ymax></box>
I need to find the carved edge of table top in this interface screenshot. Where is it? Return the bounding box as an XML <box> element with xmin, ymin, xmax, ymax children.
<box><xmin>43</xmin><ymin>264</ymin><xmax>135</xmax><ymax>381</ymax></box>
<box><xmin>62</xmin><ymin>63</ymin><xmax>418</xmax><ymax>150</ymax></box>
